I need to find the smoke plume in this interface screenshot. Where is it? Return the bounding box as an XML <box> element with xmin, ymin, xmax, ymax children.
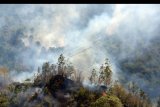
<box><xmin>0</xmin><ymin>4</ymin><xmax>160</xmax><ymax>98</ymax></box>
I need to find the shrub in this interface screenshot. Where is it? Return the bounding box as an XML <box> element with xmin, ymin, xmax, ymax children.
<box><xmin>91</xmin><ymin>95</ymin><xmax>123</xmax><ymax>107</ymax></box>
<box><xmin>0</xmin><ymin>94</ymin><xmax>9</xmax><ymax>107</ymax></box>
<box><xmin>74</xmin><ymin>87</ymin><xmax>100</xmax><ymax>107</ymax></box>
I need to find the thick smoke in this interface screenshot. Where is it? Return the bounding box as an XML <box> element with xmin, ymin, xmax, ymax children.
<box><xmin>0</xmin><ymin>4</ymin><xmax>160</xmax><ymax>98</ymax></box>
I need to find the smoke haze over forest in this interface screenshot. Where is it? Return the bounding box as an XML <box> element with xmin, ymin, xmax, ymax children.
<box><xmin>0</xmin><ymin>4</ymin><xmax>160</xmax><ymax>99</ymax></box>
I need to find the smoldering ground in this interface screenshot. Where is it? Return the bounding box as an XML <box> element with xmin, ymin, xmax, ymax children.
<box><xmin>0</xmin><ymin>4</ymin><xmax>160</xmax><ymax>99</ymax></box>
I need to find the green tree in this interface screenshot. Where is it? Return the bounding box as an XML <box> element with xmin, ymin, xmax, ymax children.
<box><xmin>98</xmin><ymin>64</ymin><xmax>105</xmax><ymax>85</ymax></box>
<box><xmin>104</xmin><ymin>58</ymin><xmax>112</xmax><ymax>85</ymax></box>
<box><xmin>128</xmin><ymin>82</ymin><xmax>139</xmax><ymax>95</ymax></box>
<box><xmin>58</xmin><ymin>54</ymin><xmax>65</xmax><ymax>76</ymax></box>
<box><xmin>98</xmin><ymin>59</ymin><xmax>112</xmax><ymax>86</ymax></box>
<box><xmin>42</xmin><ymin>62</ymin><xmax>50</xmax><ymax>75</ymax></box>
<box><xmin>42</xmin><ymin>62</ymin><xmax>50</xmax><ymax>82</ymax></box>
<box><xmin>65</xmin><ymin>63</ymin><xmax>74</xmax><ymax>78</ymax></box>
<box><xmin>50</xmin><ymin>64</ymin><xmax>57</xmax><ymax>75</ymax></box>
<box><xmin>139</xmin><ymin>89</ymin><xmax>147</xmax><ymax>100</ymax></box>
<box><xmin>89</xmin><ymin>69</ymin><xmax>97</xmax><ymax>84</ymax></box>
